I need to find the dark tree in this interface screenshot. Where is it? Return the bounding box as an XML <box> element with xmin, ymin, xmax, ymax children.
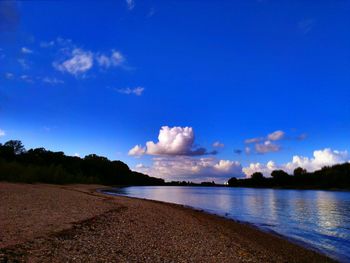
<box><xmin>228</xmin><ymin>177</ymin><xmax>238</xmax><ymax>186</ymax></box>
<box><xmin>251</xmin><ymin>172</ymin><xmax>264</xmax><ymax>181</ymax></box>
<box><xmin>294</xmin><ymin>167</ymin><xmax>307</xmax><ymax>176</ymax></box>
<box><xmin>4</xmin><ymin>140</ymin><xmax>26</xmax><ymax>155</ymax></box>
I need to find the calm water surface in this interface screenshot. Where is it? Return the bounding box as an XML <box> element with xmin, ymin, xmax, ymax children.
<box><xmin>104</xmin><ymin>186</ymin><xmax>350</xmax><ymax>262</ymax></box>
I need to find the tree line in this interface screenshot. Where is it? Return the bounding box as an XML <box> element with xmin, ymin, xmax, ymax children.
<box><xmin>0</xmin><ymin>140</ymin><xmax>164</xmax><ymax>185</ymax></box>
<box><xmin>228</xmin><ymin>164</ymin><xmax>350</xmax><ymax>189</ymax></box>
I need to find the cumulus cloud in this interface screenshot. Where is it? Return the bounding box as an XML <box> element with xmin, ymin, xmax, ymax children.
<box><xmin>150</xmin><ymin>126</ymin><xmax>216</xmax><ymax>156</ymax></box>
<box><xmin>267</xmin><ymin>130</ymin><xmax>285</xmax><ymax>141</ymax></box>
<box><xmin>21</xmin><ymin>47</ymin><xmax>33</xmax><ymax>54</ymax></box>
<box><xmin>255</xmin><ymin>140</ymin><xmax>281</xmax><ymax>154</ymax></box>
<box><xmin>128</xmin><ymin>145</ymin><xmax>146</xmax><ymax>156</ymax></box>
<box><xmin>116</xmin><ymin>87</ymin><xmax>144</xmax><ymax>96</ymax></box>
<box><xmin>129</xmin><ymin>126</ymin><xmax>217</xmax><ymax>157</ymax></box>
<box><xmin>53</xmin><ymin>48</ymin><xmax>93</xmax><ymax>76</ymax></box>
<box><xmin>135</xmin><ymin>156</ymin><xmax>243</xmax><ymax>182</ymax></box>
<box><xmin>126</xmin><ymin>0</ymin><xmax>135</xmax><ymax>10</ymax></box>
<box><xmin>213</xmin><ymin>141</ymin><xmax>224</xmax><ymax>148</ymax></box>
<box><xmin>243</xmin><ymin>148</ymin><xmax>349</xmax><ymax>177</ymax></box>
<box><xmin>0</xmin><ymin>129</ymin><xmax>5</xmax><ymax>137</ymax></box>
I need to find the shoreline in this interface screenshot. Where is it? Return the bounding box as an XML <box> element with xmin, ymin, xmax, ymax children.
<box><xmin>99</xmin><ymin>188</ymin><xmax>332</xmax><ymax>260</ymax></box>
<box><xmin>0</xmin><ymin>183</ymin><xmax>335</xmax><ymax>262</ymax></box>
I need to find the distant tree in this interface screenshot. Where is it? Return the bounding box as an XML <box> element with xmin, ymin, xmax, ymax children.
<box><xmin>293</xmin><ymin>167</ymin><xmax>307</xmax><ymax>176</ymax></box>
<box><xmin>271</xmin><ymin>170</ymin><xmax>290</xmax><ymax>185</ymax></box>
<box><xmin>251</xmin><ymin>172</ymin><xmax>264</xmax><ymax>181</ymax></box>
<box><xmin>228</xmin><ymin>177</ymin><xmax>238</xmax><ymax>186</ymax></box>
<box><xmin>4</xmin><ymin>140</ymin><xmax>26</xmax><ymax>155</ymax></box>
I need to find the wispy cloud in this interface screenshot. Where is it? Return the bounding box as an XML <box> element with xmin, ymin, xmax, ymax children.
<box><xmin>0</xmin><ymin>129</ymin><xmax>5</xmax><ymax>137</ymax></box>
<box><xmin>21</xmin><ymin>47</ymin><xmax>33</xmax><ymax>54</ymax></box>
<box><xmin>96</xmin><ymin>51</ymin><xmax>125</xmax><ymax>68</ymax></box>
<box><xmin>213</xmin><ymin>141</ymin><xmax>224</xmax><ymax>148</ymax></box>
<box><xmin>42</xmin><ymin>77</ymin><xmax>64</xmax><ymax>85</ymax></box>
<box><xmin>116</xmin><ymin>87</ymin><xmax>145</xmax><ymax>96</ymax></box>
<box><xmin>126</xmin><ymin>0</ymin><xmax>135</xmax><ymax>10</ymax></box>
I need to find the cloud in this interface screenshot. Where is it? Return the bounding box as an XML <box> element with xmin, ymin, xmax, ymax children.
<box><xmin>20</xmin><ymin>75</ymin><xmax>33</xmax><ymax>83</ymax></box>
<box><xmin>129</xmin><ymin>126</ymin><xmax>217</xmax><ymax>157</ymax></box>
<box><xmin>267</xmin><ymin>130</ymin><xmax>285</xmax><ymax>141</ymax></box>
<box><xmin>18</xmin><ymin>59</ymin><xmax>29</xmax><ymax>69</ymax></box>
<box><xmin>243</xmin><ymin>148</ymin><xmax>349</xmax><ymax>177</ymax></box>
<box><xmin>297</xmin><ymin>133</ymin><xmax>307</xmax><ymax>141</ymax></box>
<box><xmin>255</xmin><ymin>140</ymin><xmax>281</xmax><ymax>154</ymax></box>
<box><xmin>244</xmin><ymin>137</ymin><xmax>263</xmax><ymax>144</ymax></box>
<box><xmin>126</xmin><ymin>0</ymin><xmax>135</xmax><ymax>10</ymax></box>
<box><xmin>0</xmin><ymin>129</ymin><xmax>5</xmax><ymax>137</ymax></box>
<box><xmin>128</xmin><ymin>145</ymin><xmax>146</xmax><ymax>156</ymax></box>
<box><xmin>213</xmin><ymin>141</ymin><xmax>224</xmax><ymax>148</ymax></box>
<box><xmin>53</xmin><ymin>48</ymin><xmax>93</xmax><ymax>76</ymax></box>
<box><xmin>42</xmin><ymin>77</ymin><xmax>64</xmax><ymax>85</ymax></box>
<box><xmin>147</xmin><ymin>8</ymin><xmax>156</xmax><ymax>17</ymax></box>
<box><xmin>135</xmin><ymin>156</ymin><xmax>243</xmax><ymax>182</ymax></box>
<box><xmin>40</xmin><ymin>41</ymin><xmax>55</xmax><ymax>48</ymax></box>
<box><xmin>21</xmin><ymin>47</ymin><xmax>33</xmax><ymax>54</ymax></box>
<box><xmin>117</xmin><ymin>87</ymin><xmax>144</xmax><ymax>96</ymax></box>
<box><xmin>4</xmin><ymin>72</ymin><xmax>14</xmax><ymax>79</ymax></box>
<box><xmin>96</xmin><ymin>51</ymin><xmax>124</xmax><ymax>68</ymax></box>
<box><xmin>245</xmin><ymin>130</ymin><xmax>286</xmax><ymax>154</ymax></box>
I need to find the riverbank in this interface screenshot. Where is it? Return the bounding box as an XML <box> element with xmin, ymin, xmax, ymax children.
<box><xmin>0</xmin><ymin>183</ymin><xmax>334</xmax><ymax>262</ymax></box>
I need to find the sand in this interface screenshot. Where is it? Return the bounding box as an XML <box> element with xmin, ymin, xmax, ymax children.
<box><xmin>0</xmin><ymin>183</ymin><xmax>334</xmax><ymax>262</ymax></box>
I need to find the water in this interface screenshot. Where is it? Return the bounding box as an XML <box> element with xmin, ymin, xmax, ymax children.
<box><xmin>103</xmin><ymin>186</ymin><xmax>350</xmax><ymax>262</ymax></box>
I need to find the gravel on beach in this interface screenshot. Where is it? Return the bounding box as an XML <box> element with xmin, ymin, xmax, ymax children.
<box><xmin>0</xmin><ymin>183</ymin><xmax>334</xmax><ymax>263</ymax></box>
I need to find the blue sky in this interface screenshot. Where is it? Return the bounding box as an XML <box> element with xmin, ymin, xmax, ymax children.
<box><xmin>0</xmin><ymin>0</ymin><xmax>349</xmax><ymax>182</ymax></box>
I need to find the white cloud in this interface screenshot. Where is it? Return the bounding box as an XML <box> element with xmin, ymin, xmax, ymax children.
<box><xmin>245</xmin><ymin>130</ymin><xmax>286</xmax><ymax>154</ymax></box>
<box><xmin>128</xmin><ymin>145</ymin><xmax>146</xmax><ymax>156</ymax></box>
<box><xmin>126</xmin><ymin>0</ymin><xmax>135</xmax><ymax>10</ymax></box>
<box><xmin>213</xmin><ymin>141</ymin><xmax>224</xmax><ymax>148</ymax></box>
<box><xmin>245</xmin><ymin>147</ymin><xmax>251</xmax><ymax>155</ymax></box>
<box><xmin>42</xmin><ymin>77</ymin><xmax>64</xmax><ymax>85</ymax></box>
<box><xmin>96</xmin><ymin>51</ymin><xmax>125</xmax><ymax>68</ymax></box>
<box><xmin>21</xmin><ymin>47</ymin><xmax>33</xmax><ymax>54</ymax></box>
<box><xmin>129</xmin><ymin>126</ymin><xmax>216</xmax><ymax>157</ymax></box>
<box><xmin>0</xmin><ymin>129</ymin><xmax>5</xmax><ymax>137</ymax></box>
<box><xmin>267</xmin><ymin>130</ymin><xmax>285</xmax><ymax>141</ymax></box>
<box><xmin>53</xmin><ymin>48</ymin><xmax>93</xmax><ymax>76</ymax></box>
<box><xmin>117</xmin><ymin>87</ymin><xmax>144</xmax><ymax>96</ymax></box>
<box><xmin>255</xmin><ymin>140</ymin><xmax>281</xmax><ymax>154</ymax></box>
<box><xmin>135</xmin><ymin>156</ymin><xmax>243</xmax><ymax>182</ymax></box>
<box><xmin>243</xmin><ymin>148</ymin><xmax>349</xmax><ymax>177</ymax></box>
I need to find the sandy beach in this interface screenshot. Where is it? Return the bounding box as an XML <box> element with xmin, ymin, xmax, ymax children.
<box><xmin>0</xmin><ymin>183</ymin><xmax>334</xmax><ymax>262</ymax></box>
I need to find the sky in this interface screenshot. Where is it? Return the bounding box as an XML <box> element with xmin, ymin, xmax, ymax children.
<box><xmin>0</xmin><ymin>0</ymin><xmax>349</xmax><ymax>183</ymax></box>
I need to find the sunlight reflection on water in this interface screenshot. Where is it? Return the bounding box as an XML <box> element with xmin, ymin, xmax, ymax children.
<box><xmin>105</xmin><ymin>186</ymin><xmax>350</xmax><ymax>262</ymax></box>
